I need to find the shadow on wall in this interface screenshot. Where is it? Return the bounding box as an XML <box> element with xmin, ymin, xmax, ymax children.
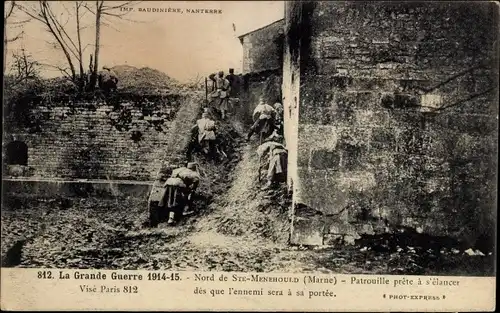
<box><xmin>238</xmin><ymin>70</ymin><xmax>283</xmax><ymax>126</ymax></box>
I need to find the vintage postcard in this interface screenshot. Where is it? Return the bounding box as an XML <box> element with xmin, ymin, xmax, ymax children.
<box><xmin>1</xmin><ymin>0</ymin><xmax>498</xmax><ymax>311</ymax></box>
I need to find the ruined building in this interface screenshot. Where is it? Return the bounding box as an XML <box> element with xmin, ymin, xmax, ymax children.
<box><xmin>281</xmin><ymin>2</ymin><xmax>498</xmax><ymax>246</ymax></box>
<box><xmin>238</xmin><ymin>19</ymin><xmax>285</xmax><ymax>74</ymax></box>
<box><xmin>236</xmin><ymin>19</ymin><xmax>285</xmax><ymax>124</ymax></box>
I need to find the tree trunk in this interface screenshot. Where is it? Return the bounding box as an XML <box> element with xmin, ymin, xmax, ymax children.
<box><xmin>89</xmin><ymin>0</ymin><xmax>102</xmax><ymax>91</ymax></box>
<box><xmin>22</xmin><ymin>49</ymin><xmax>28</xmax><ymax>82</ymax></box>
<box><xmin>3</xmin><ymin>5</ymin><xmax>10</xmax><ymax>77</ymax></box>
<box><xmin>76</xmin><ymin>2</ymin><xmax>85</xmax><ymax>91</ymax></box>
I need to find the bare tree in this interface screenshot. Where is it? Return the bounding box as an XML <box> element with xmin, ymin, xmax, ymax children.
<box><xmin>86</xmin><ymin>1</ymin><xmax>142</xmax><ymax>90</ymax></box>
<box><xmin>3</xmin><ymin>1</ymin><xmax>30</xmax><ymax>76</ymax></box>
<box><xmin>17</xmin><ymin>1</ymin><xmax>88</xmax><ymax>89</ymax></box>
<box><xmin>75</xmin><ymin>1</ymin><xmax>86</xmax><ymax>90</ymax></box>
<box><xmin>10</xmin><ymin>48</ymin><xmax>39</xmax><ymax>83</ymax></box>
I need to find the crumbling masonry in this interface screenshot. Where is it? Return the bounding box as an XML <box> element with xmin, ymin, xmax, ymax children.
<box><xmin>282</xmin><ymin>1</ymin><xmax>498</xmax><ymax>246</ymax></box>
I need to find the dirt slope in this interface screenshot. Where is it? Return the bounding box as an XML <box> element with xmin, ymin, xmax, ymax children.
<box><xmin>193</xmin><ymin>143</ymin><xmax>290</xmax><ymax>245</ymax></box>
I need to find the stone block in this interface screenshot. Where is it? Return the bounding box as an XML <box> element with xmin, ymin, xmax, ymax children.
<box><xmin>310</xmin><ymin>149</ymin><xmax>341</xmax><ymax>170</ymax></box>
<box><xmin>370</xmin><ymin>127</ymin><xmax>397</xmax><ymax>151</ymax></box>
<box><xmin>290</xmin><ymin>215</ymin><xmax>325</xmax><ymax>245</ymax></box>
<box><xmin>323</xmin><ymin>234</ymin><xmax>343</xmax><ymax>246</ymax></box>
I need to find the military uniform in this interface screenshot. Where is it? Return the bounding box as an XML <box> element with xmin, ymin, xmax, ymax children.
<box><xmin>167</xmin><ymin>163</ymin><xmax>200</xmax><ymax>224</ymax></box>
<box><xmin>257</xmin><ymin>141</ymin><xmax>288</xmax><ymax>189</ymax></box>
<box><xmin>248</xmin><ymin>101</ymin><xmax>277</xmax><ymax>141</ymax></box>
<box><xmin>98</xmin><ymin>66</ymin><xmax>118</xmax><ymax>93</ymax></box>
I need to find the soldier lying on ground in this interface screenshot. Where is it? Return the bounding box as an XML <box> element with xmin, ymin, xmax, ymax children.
<box><xmin>257</xmin><ymin>141</ymin><xmax>288</xmax><ymax>190</ymax></box>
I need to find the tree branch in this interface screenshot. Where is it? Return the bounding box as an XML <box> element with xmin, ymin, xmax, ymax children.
<box><xmin>5</xmin><ymin>1</ymin><xmax>16</xmax><ymax>19</ymax></box>
<box><xmin>43</xmin><ymin>2</ymin><xmax>80</xmax><ymax>60</ymax></box>
<box><xmin>101</xmin><ymin>1</ymin><xmax>142</xmax><ymax>10</ymax></box>
<box><xmin>6</xmin><ymin>31</ymin><xmax>24</xmax><ymax>42</ymax></box>
<box><xmin>9</xmin><ymin>18</ymin><xmax>32</xmax><ymax>25</ymax></box>
<box><xmin>39</xmin><ymin>62</ymin><xmax>73</xmax><ymax>80</ymax></box>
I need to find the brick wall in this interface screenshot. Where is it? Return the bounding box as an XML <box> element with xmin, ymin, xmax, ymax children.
<box><xmin>286</xmin><ymin>2</ymin><xmax>499</xmax><ymax>246</ymax></box>
<box><xmin>240</xmin><ymin>19</ymin><xmax>285</xmax><ymax>74</ymax></box>
<box><xmin>3</xmin><ymin>93</ymin><xmax>190</xmax><ymax>180</ymax></box>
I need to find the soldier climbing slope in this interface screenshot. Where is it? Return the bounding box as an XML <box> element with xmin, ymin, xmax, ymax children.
<box><xmin>273</xmin><ymin>100</ymin><xmax>284</xmax><ymax>137</ymax></box>
<box><xmin>226</xmin><ymin>68</ymin><xmax>239</xmax><ymax>97</ymax></box>
<box><xmin>186</xmin><ymin>109</ymin><xmax>226</xmax><ymax>162</ymax></box>
<box><xmin>196</xmin><ymin>111</ymin><xmax>217</xmax><ymax>157</ymax></box>
<box><xmin>148</xmin><ymin>166</ymin><xmax>174</xmax><ymax>227</ymax></box>
<box><xmin>257</xmin><ymin>141</ymin><xmax>288</xmax><ymax>191</ymax></box>
<box><xmin>215</xmin><ymin>71</ymin><xmax>231</xmax><ymax>120</ymax></box>
<box><xmin>247</xmin><ymin>97</ymin><xmax>277</xmax><ymax>142</ymax></box>
<box><xmin>166</xmin><ymin>162</ymin><xmax>201</xmax><ymax>225</ymax></box>
<box><xmin>161</xmin><ymin>169</ymin><xmax>187</xmax><ymax>226</ymax></box>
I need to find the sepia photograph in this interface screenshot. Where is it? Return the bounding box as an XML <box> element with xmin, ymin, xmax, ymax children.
<box><xmin>2</xmin><ymin>0</ymin><xmax>498</xmax><ymax>282</ymax></box>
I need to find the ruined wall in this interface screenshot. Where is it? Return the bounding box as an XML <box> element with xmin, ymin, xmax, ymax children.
<box><xmin>240</xmin><ymin>19</ymin><xmax>285</xmax><ymax>74</ymax></box>
<box><xmin>288</xmin><ymin>2</ymin><xmax>499</xmax><ymax>246</ymax></box>
<box><xmin>3</xmin><ymin>93</ymin><xmax>186</xmax><ymax>180</ymax></box>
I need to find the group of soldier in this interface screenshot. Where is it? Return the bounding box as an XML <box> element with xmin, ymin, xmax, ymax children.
<box><xmin>148</xmin><ymin>68</ymin><xmax>288</xmax><ymax>227</ymax></box>
<box><xmin>250</xmin><ymin>97</ymin><xmax>287</xmax><ymax>190</ymax></box>
<box><xmin>207</xmin><ymin>69</ymin><xmax>242</xmax><ymax>120</ymax></box>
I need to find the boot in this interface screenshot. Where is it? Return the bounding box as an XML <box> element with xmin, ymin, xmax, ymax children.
<box><xmin>167</xmin><ymin>211</ymin><xmax>176</xmax><ymax>226</ymax></box>
<box><xmin>183</xmin><ymin>204</ymin><xmax>195</xmax><ymax>216</ymax></box>
<box><xmin>261</xmin><ymin>180</ymin><xmax>273</xmax><ymax>191</ymax></box>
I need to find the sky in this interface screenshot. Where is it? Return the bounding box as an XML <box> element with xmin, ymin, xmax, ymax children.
<box><xmin>4</xmin><ymin>1</ymin><xmax>284</xmax><ymax>82</ymax></box>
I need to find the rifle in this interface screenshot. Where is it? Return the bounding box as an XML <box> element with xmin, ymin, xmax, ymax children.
<box><xmin>204</xmin><ymin>77</ymin><xmax>208</xmax><ymax>104</ymax></box>
<box><xmin>258</xmin><ymin>151</ymin><xmax>262</xmax><ymax>184</ymax></box>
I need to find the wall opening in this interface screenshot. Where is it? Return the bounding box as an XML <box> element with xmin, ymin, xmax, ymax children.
<box><xmin>5</xmin><ymin>140</ymin><xmax>28</xmax><ymax>166</ymax></box>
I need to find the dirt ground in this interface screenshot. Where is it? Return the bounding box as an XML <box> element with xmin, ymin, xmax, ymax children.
<box><xmin>1</xmin><ymin>116</ymin><xmax>495</xmax><ymax>276</ymax></box>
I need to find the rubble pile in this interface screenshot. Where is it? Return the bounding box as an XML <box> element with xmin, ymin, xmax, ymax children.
<box><xmin>111</xmin><ymin>65</ymin><xmax>182</xmax><ymax>94</ymax></box>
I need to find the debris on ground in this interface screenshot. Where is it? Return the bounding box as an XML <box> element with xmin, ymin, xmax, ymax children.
<box><xmin>464</xmin><ymin>248</ymin><xmax>486</xmax><ymax>257</ymax></box>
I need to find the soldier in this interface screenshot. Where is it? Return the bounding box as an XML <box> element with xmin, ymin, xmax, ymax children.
<box><xmin>208</xmin><ymin>73</ymin><xmax>217</xmax><ymax>91</ymax></box>
<box><xmin>149</xmin><ymin>166</ymin><xmax>174</xmax><ymax>227</ymax></box>
<box><xmin>186</xmin><ymin>123</ymin><xmax>200</xmax><ymax>162</ymax></box>
<box><xmin>167</xmin><ymin>162</ymin><xmax>201</xmax><ymax>224</ymax></box>
<box><xmin>196</xmin><ymin>111</ymin><xmax>217</xmax><ymax>157</ymax></box>
<box><xmin>98</xmin><ymin>66</ymin><xmax>119</xmax><ymax>94</ymax></box>
<box><xmin>161</xmin><ymin>171</ymin><xmax>187</xmax><ymax>226</ymax></box>
<box><xmin>215</xmin><ymin>71</ymin><xmax>231</xmax><ymax>119</ymax></box>
<box><xmin>226</xmin><ymin>68</ymin><xmax>238</xmax><ymax>97</ymax></box>
<box><xmin>247</xmin><ymin>97</ymin><xmax>277</xmax><ymax>142</ymax></box>
<box><xmin>257</xmin><ymin>141</ymin><xmax>288</xmax><ymax>190</ymax></box>
<box><xmin>273</xmin><ymin>101</ymin><xmax>284</xmax><ymax>137</ymax></box>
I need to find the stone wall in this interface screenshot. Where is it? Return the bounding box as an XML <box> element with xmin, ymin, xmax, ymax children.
<box><xmin>286</xmin><ymin>2</ymin><xmax>499</xmax><ymax>247</ymax></box>
<box><xmin>3</xmin><ymin>93</ymin><xmax>188</xmax><ymax>181</ymax></box>
<box><xmin>240</xmin><ymin>19</ymin><xmax>285</xmax><ymax>74</ymax></box>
